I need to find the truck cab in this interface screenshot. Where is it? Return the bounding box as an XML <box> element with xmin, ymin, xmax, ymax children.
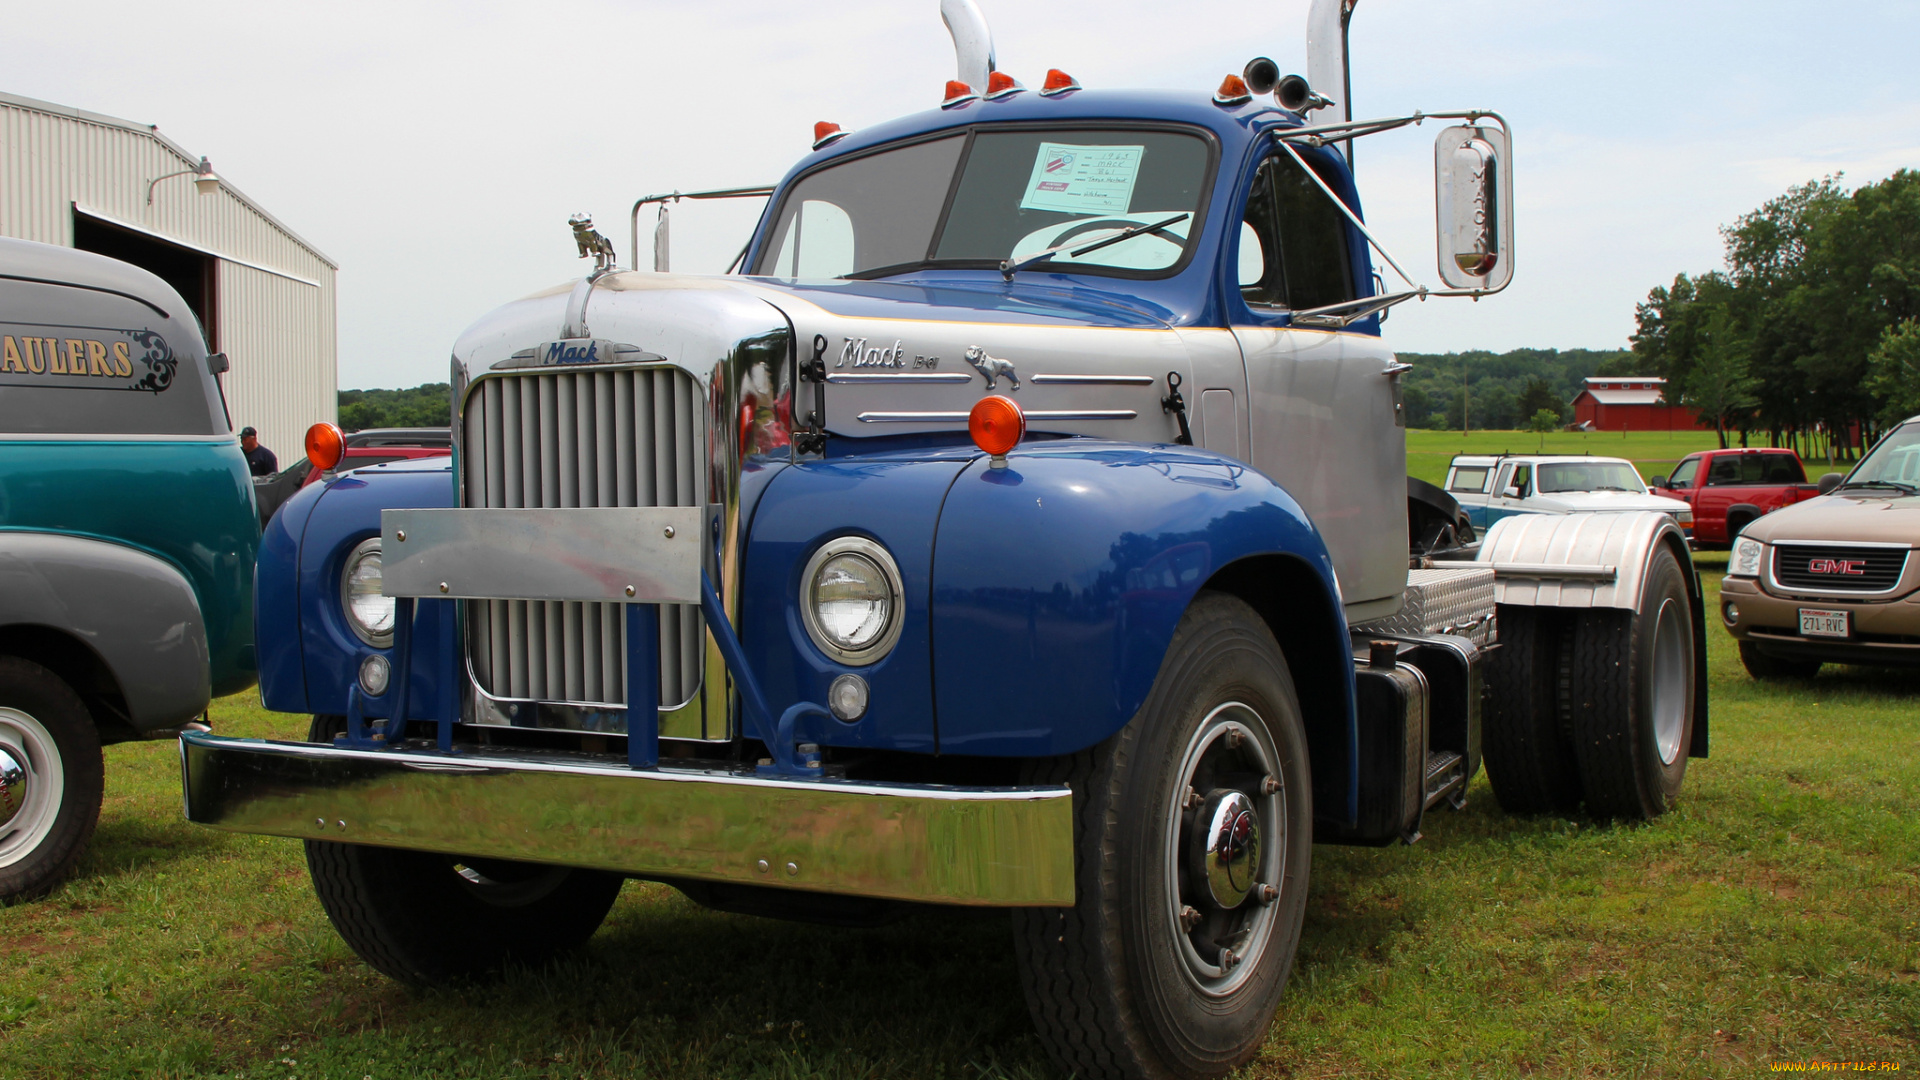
<box><xmin>180</xmin><ymin>5</ymin><xmax>1707</xmax><ymax>1078</ymax></box>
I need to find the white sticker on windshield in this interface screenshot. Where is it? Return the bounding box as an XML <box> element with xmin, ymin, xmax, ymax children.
<box><xmin>1019</xmin><ymin>143</ymin><xmax>1144</xmax><ymax>215</ymax></box>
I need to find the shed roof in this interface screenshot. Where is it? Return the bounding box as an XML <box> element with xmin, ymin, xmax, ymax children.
<box><xmin>0</xmin><ymin>90</ymin><xmax>335</xmax><ymax>269</ymax></box>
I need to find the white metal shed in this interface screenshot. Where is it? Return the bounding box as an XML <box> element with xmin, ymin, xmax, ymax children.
<box><xmin>0</xmin><ymin>91</ymin><xmax>336</xmax><ymax>462</ymax></box>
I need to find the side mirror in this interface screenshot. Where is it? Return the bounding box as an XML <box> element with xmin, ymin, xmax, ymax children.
<box><xmin>1649</xmin><ymin>475</ymin><xmax>1668</xmax><ymax>489</ymax></box>
<box><xmin>1435</xmin><ymin>123</ymin><xmax>1514</xmax><ymax>292</ymax></box>
<box><xmin>1819</xmin><ymin>472</ymin><xmax>1844</xmax><ymax>494</ymax></box>
<box><xmin>206</xmin><ymin>351</ymin><xmax>229</xmax><ymax>374</ymax></box>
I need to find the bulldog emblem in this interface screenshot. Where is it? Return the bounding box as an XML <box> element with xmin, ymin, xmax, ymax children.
<box><xmin>965</xmin><ymin>346</ymin><xmax>1020</xmax><ymax>391</ymax></box>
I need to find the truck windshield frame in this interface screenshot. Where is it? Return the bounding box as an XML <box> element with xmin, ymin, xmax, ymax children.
<box><xmin>1846</xmin><ymin>422</ymin><xmax>1920</xmax><ymax>488</ymax></box>
<box><xmin>752</xmin><ymin>122</ymin><xmax>1219</xmax><ymax>282</ymax></box>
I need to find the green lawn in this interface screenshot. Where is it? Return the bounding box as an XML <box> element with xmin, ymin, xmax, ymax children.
<box><xmin>1406</xmin><ymin>428</ymin><xmax>1729</xmax><ymax>488</ymax></box>
<box><xmin>3</xmin><ymin>562</ymin><xmax>1916</xmax><ymax>1079</ymax></box>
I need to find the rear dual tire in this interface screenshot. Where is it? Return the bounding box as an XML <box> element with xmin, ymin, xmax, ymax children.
<box><xmin>1481</xmin><ymin>546</ymin><xmax>1697</xmax><ymax>820</ymax></box>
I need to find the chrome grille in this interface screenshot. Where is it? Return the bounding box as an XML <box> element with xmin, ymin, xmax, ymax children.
<box><xmin>462</xmin><ymin>367</ymin><xmax>705</xmax><ymax>706</ymax></box>
<box><xmin>1770</xmin><ymin>543</ymin><xmax>1910</xmax><ymax>594</ymax></box>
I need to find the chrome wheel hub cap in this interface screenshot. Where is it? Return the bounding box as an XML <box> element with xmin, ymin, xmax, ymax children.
<box><xmin>0</xmin><ymin>707</ymin><xmax>65</xmax><ymax>869</ymax></box>
<box><xmin>1164</xmin><ymin>703</ymin><xmax>1286</xmax><ymax>997</ymax></box>
<box><xmin>0</xmin><ymin>745</ymin><xmax>27</xmax><ymax>830</ymax></box>
<box><xmin>1195</xmin><ymin>789</ymin><xmax>1260</xmax><ymax>909</ymax></box>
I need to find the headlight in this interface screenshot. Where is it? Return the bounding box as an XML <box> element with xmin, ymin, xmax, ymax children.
<box><xmin>801</xmin><ymin>537</ymin><xmax>904</xmax><ymax>665</ymax></box>
<box><xmin>341</xmin><ymin>538</ymin><xmax>396</xmax><ymax>646</ymax></box>
<box><xmin>1729</xmin><ymin>535</ymin><xmax>1766</xmax><ymax>577</ymax></box>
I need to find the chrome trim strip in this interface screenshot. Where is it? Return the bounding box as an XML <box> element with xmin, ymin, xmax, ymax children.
<box><xmin>0</xmin><ymin>433</ymin><xmax>239</xmax><ymax>442</ymax></box>
<box><xmin>825</xmin><ymin>372</ymin><xmax>972</xmax><ymax>384</ymax></box>
<box><xmin>181</xmin><ymin>733</ymin><xmax>1076</xmax><ymax>906</ymax></box>
<box><xmin>1490</xmin><ymin>562</ymin><xmax>1618</xmax><ymax>581</ymax></box>
<box><xmin>1028</xmin><ymin>373</ymin><xmax>1157</xmax><ymax>385</ymax></box>
<box><xmin>1765</xmin><ymin>545</ymin><xmax>1911</xmax><ymax>598</ymax></box>
<box><xmin>856</xmin><ymin>409</ymin><xmax>1140</xmax><ymax>423</ymax></box>
<box><xmin>1770</xmin><ymin>539</ymin><xmax>1916</xmax><ymax>550</ymax></box>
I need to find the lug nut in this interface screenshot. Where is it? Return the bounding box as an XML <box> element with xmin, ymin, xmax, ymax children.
<box><xmin>1179</xmin><ymin>905</ymin><xmax>1202</xmax><ymax>932</ymax></box>
<box><xmin>1261</xmin><ymin>776</ymin><xmax>1280</xmax><ymax>796</ymax></box>
<box><xmin>1219</xmin><ymin>947</ymin><xmax>1239</xmax><ymax>971</ymax></box>
<box><xmin>1225</xmin><ymin>729</ymin><xmax>1243</xmax><ymax>749</ymax></box>
<box><xmin>1256</xmin><ymin>883</ymin><xmax>1279</xmax><ymax>905</ymax></box>
<box><xmin>1182</xmin><ymin>786</ymin><xmax>1202</xmax><ymax>810</ymax></box>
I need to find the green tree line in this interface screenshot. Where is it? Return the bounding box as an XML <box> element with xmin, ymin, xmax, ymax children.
<box><xmin>1397</xmin><ymin>348</ymin><xmax>1632</xmax><ymax>431</ymax></box>
<box><xmin>1629</xmin><ymin>170</ymin><xmax>1920</xmax><ymax>458</ymax></box>
<box><xmin>337</xmin><ymin>383</ymin><xmax>451</xmax><ymax>431</ymax></box>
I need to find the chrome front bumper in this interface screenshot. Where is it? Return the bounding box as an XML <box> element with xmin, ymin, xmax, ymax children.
<box><xmin>181</xmin><ymin>733</ymin><xmax>1075</xmax><ymax>906</ymax></box>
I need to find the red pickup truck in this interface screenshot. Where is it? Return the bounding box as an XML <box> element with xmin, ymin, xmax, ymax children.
<box><xmin>1649</xmin><ymin>448</ymin><xmax>1835</xmax><ymax>546</ymax></box>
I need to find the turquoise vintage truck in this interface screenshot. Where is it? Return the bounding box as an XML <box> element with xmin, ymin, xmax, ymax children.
<box><xmin>0</xmin><ymin>236</ymin><xmax>258</xmax><ymax>899</ymax></box>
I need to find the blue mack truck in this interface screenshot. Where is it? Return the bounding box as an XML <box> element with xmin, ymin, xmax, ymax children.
<box><xmin>182</xmin><ymin>3</ymin><xmax>1709</xmax><ymax>1077</ymax></box>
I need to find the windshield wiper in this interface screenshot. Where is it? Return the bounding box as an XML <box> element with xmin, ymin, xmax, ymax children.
<box><xmin>999</xmin><ymin>213</ymin><xmax>1191</xmax><ymax>280</ymax></box>
<box><xmin>1837</xmin><ymin>479</ymin><xmax>1920</xmax><ymax>495</ymax></box>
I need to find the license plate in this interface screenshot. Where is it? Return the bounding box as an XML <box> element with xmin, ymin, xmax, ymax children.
<box><xmin>1799</xmin><ymin>608</ymin><xmax>1850</xmax><ymax>638</ymax></box>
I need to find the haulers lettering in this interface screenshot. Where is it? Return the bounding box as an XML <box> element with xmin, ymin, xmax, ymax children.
<box><xmin>1</xmin><ymin>334</ymin><xmax>134</xmax><ymax>378</ymax></box>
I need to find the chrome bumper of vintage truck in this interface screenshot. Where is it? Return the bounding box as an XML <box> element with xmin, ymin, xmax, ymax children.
<box><xmin>180</xmin><ymin>732</ymin><xmax>1076</xmax><ymax>906</ymax></box>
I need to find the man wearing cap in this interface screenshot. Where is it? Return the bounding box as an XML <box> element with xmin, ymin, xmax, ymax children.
<box><xmin>240</xmin><ymin>426</ymin><xmax>278</xmax><ymax>477</ymax></box>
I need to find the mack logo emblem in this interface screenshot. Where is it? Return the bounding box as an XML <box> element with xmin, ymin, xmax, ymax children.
<box><xmin>543</xmin><ymin>339</ymin><xmax>606</xmax><ymax>365</ymax></box>
<box><xmin>836</xmin><ymin>337</ymin><xmax>940</xmax><ymax>370</ymax></box>
<box><xmin>1807</xmin><ymin>558</ymin><xmax>1867</xmax><ymax>576</ymax></box>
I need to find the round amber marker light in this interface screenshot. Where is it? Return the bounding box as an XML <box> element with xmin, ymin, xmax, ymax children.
<box><xmin>968</xmin><ymin>394</ymin><xmax>1025</xmax><ymax>457</ymax></box>
<box><xmin>305</xmin><ymin>421</ymin><xmax>346</xmax><ymax>471</ymax></box>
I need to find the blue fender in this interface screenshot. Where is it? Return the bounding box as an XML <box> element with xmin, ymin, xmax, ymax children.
<box><xmin>256</xmin><ymin>460</ymin><xmax>458</xmax><ymax>720</ymax></box>
<box><xmin>742</xmin><ymin>441</ymin><xmax>1357</xmax><ymax>816</ymax></box>
<box><xmin>930</xmin><ymin>442</ymin><xmax>1352</xmax><ymax>759</ymax></box>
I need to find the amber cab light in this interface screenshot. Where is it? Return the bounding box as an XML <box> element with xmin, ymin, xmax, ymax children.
<box><xmin>305</xmin><ymin>421</ymin><xmax>345</xmax><ymax>473</ymax></box>
<box><xmin>985</xmin><ymin>71</ymin><xmax>1024</xmax><ymax>99</ymax></box>
<box><xmin>1213</xmin><ymin>73</ymin><xmax>1252</xmax><ymax>106</ymax></box>
<box><xmin>969</xmin><ymin>395</ymin><xmax>1025</xmax><ymax>465</ymax></box>
<box><xmin>1039</xmin><ymin>69</ymin><xmax>1081</xmax><ymax>96</ymax></box>
<box><xmin>812</xmin><ymin>121</ymin><xmax>848</xmax><ymax>150</ymax></box>
<box><xmin>942</xmin><ymin>80</ymin><xmax>978</xmax><ymax>108</ymax></box>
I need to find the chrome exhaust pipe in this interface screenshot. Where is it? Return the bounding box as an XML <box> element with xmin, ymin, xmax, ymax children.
<box><xmin>1307</xmin><ymin>0</ymin><xmax>1357</xmax><ymax>166</ymax></box>
<box><xmin>940</xmin><ymin>0</ymin><xmax>997</xmax><ymax>95</ymax></box>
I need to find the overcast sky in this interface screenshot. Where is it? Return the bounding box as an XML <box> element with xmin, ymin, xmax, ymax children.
<box><xmin>8</xmin><ymin>0</ymin><xmax>1917</xmax><ymax>389</ymax></box>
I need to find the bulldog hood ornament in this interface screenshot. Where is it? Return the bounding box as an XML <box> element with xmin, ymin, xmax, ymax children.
<box><xmin>966</xmin><ymin>346</ymin><xmax>1020</xmax><ymax>391</ymax></box>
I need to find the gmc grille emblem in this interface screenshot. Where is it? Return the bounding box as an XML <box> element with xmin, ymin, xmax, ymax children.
<box><xmin>1807</xmin><ymin>558</ymin><xmax>1867</xmax><ymax>576</ymax></box>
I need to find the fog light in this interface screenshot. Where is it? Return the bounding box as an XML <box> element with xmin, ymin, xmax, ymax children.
<box><xmin>829</xmin><ymin>674</ymin><xmax>869</xmax><ymax>721</ymax></box>
<box><xmin>359</xmin><ymin>654</ymin><xmax>391</xmax><ymax>697</ymax></box>
<box><xmin>1723</xmin><ymin>603</ymin><xmax>1740</xmax><ymax>625</ymax></box>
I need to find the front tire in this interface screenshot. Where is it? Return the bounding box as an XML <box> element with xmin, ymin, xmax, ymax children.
<box><xmin>1013</xmin><ymin>593</ymin><xmax>1311</xmax><ymax>1080</ymax></box>
<box><xmin>0</xmin><ymin>658</ymin><xmax>103</xmax><ymax>901</ymax></box>
<box><xmin>301</xmin><ymin>716</ymin><xmax>623</xmax><ymax>985</ymax></box>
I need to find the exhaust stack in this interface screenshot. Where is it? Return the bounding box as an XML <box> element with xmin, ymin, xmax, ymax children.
<box><xmin>941</xmin><ymin>0</ymin><xmax>997</xmax><ymax>96</ymax></box>
<box><xmin>1306</xmin><ymin>0</ymin><xmax>1357</xmax><ymax>166</ymax></box>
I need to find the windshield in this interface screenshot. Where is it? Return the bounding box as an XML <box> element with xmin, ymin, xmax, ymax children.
<box><xmin>1536</xmin><ymin>461</ymin><xmax>1648</xmax><ymax>494</ymax></box>
<box><xmin>753</xmin><ymin>127</ymin><xmax>1213</xmax><ymax>280</ymax></box>
<box><xmin>1848</xmin><ymin>423</ymin><xmax>1920</xmax><ymax>487</ymax></box>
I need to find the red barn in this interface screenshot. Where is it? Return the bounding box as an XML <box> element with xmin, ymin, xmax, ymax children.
<box><xmin>1570</xmin><ymin>376</ymin><xmax>1699</xmax><ymax>432</ymax></box>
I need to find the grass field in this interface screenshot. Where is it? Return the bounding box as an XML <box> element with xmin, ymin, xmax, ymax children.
<box><xmin>1407</xmin><ymin>428</ymin><xmax>1735</xmax><ymax>488</ymax></box>
<box><xmin>4</xmin><ymin>561</ymin><xmax>1917</xmax><ymax>1079</ymax></box>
